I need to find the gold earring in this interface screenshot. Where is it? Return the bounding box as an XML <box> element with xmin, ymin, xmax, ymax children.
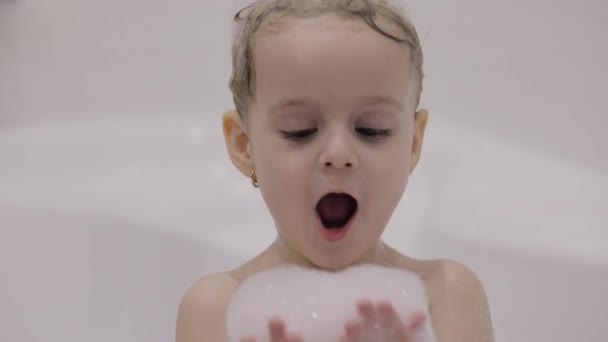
<box><xmin>250</xmin><ymin>169</ymin><xmax>259</xmax><ymax>188</ymax></box>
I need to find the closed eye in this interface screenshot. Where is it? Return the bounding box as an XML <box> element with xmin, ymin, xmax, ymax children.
<box><xmin>356</xmin><ymin>128</ymin><xmax>392</xmax><ymax>139</ymax></box>
<box><xmin>280</xmin><ymin>128</ymin><xmax>318</xmax><ymax>141</ymax></box>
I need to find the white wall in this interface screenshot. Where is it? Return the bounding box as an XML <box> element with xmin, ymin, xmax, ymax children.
<box><xmin>1</xmin><ymin>0</ymin><xmax>607</xmax><ymax>172</ymax></box>
<box><xmin>0</xmin><ymin>0</ymin><xmax>234</xmax><ymax>123</ymax></box>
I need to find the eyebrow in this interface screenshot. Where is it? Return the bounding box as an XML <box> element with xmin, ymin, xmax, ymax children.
<box><xmin>269</xmin><ymin>99</ymin><xmax>318</xmax><ymax>117</ymax></box>
<box><xmin>358</xmin><ymin>96</ymin><xmax>404</xmax><ymax>111</ymax></box>
<box><xmin>269</xmin><ymin>95</ymin><xmax>404</xmax><ymax>116</ymax></box>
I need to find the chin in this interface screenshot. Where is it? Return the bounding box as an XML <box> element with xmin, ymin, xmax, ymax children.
<box><xmin>306</xmin><ymin>250</ymin><xmax>361</xmax><ymax>271</ymax></box>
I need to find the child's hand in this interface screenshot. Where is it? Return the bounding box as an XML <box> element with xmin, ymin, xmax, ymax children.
<box><xmin>239</xmin><ymin>317</ymin><xmax>303</xmax><ymax>342</ymax></box>
<box><xmin>340</xmin><ymin>299</ymin><xmax>426</xmax><ymax>342</ymax></box>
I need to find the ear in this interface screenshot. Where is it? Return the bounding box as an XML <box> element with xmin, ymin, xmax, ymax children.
<box><xmin>409</xmin><ymin>108</ymin><xmax>429</xmax><ymax>174</ymax></box>
<box><xmin>222</xmin><ymin>110</ymin><xmax>254</xmax><ymax>178</ymax></box>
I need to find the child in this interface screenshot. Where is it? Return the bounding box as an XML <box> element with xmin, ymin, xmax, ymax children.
<box><xmin>176</xmin><ymin>0</ymin><xmax>494</xmax><ymax>341</ymax></box>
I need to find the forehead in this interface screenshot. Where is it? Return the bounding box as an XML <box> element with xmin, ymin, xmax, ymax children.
<box><xmin>251</xmin><ymin>14</ymin><xmax>414</xmax><ymax>112</ymax></box>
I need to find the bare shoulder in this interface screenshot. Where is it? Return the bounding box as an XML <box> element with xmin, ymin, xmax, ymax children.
<box><xmin>176</xmin><ymin>272</ymin><xmax>239</xmax><ymax>342</ymax></box>
<box><xmin>425</xmin><ymin>259</ymin><xmax>495</xmax><ymax>342</ymax></box>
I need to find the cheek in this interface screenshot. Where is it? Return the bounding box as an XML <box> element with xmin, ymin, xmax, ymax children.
<box><xmin>369</xmin><ymin>144</ymin><xmax>411</xmax><ymax>201</ymax></box>
<box><xmin>383</xmin><ymin>160</ymin><xmax>410</xmax><ymax>193</ymax></box>
<box><xmin>256</xmin><ymin>145</ymin><xmax>305</xmax><ymax>184</ymax></box>
<box><xmin>255</xmin><ymin>146</ymin><xmax>311</xmax><ymax>213</ymax></box>
<box><xmin>257</xmin><ymin>158</ymin><xmax>313</xmax><ymax>237</ymax></box>
<box><xmin>252</xmin><ymin>131</ymin><xmax>314</xmax><ymax>184</ymax></box>
<box><xmin>375</xmin><ymin>137</ymin><xmax>413</xmax><ymax>176</ymax></box>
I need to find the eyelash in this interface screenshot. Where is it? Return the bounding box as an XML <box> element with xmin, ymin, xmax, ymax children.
<box><xmin>280</xmin><ymin>128</ymin><xmax>392</xmax><ymax>142</ymax></box>
<box><xmin>280</xmin><ymin>128</ymin><xmax>318</xmax><ymax>141</ymax></box>
<box><xmin>356</xmin><ymin>128</ymin><xmax>392</xmax><ymax>139</ymax></box>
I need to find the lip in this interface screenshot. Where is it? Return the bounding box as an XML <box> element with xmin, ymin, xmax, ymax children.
<box><xmin>315</xmin><ymin>189</ymin><xmax>357</xmax><ymax>204</ymax></box>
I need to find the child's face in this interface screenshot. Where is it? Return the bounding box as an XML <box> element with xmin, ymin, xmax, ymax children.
<box><xmin>224</xmin><ymin>14</ymin><xmax>428</xmax><ymax>269</ymax></box>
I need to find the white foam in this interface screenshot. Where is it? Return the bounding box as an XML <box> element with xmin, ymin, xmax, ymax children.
<box><xmin>226</xmin><ymin>264</ymin><xmax>437</xmax><ymax>341</ymax></box>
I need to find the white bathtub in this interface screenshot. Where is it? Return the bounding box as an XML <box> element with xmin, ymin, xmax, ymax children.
<box><xmin>1</xmin><ymin>115</ymin><xmax>607</xmax><ymax>342</ymax></box>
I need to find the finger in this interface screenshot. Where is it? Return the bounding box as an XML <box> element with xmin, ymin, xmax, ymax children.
<box><xmin>239</xmin><ymin>336</ymin><xmax>256</xmax><ymax>342</ymax></box>
<box><xmin>344</xmin><ymin>319</ymin><xmax>363</xmax><ymax>337</ymax></box>
<box><xmin>268</xmin><ymin>318</ymin><xmax>287</xmax><ymax>340</ymax></box>
<box><xmin>375</xmin><ymin>301</ymin><xmax>408</xmax><ymax>340</ymax></box>
<box><xmin>377</xmin><ymin>301</ymin><xmax>396</xmax><ymax>316</ymax></box>
<box><xmin>340</xmin><ymin>319</ymin><xmax>362</xmax><ymax>342</ymax></box>
<box><xmin>356</xmin><ymin>299</ymin><xmax>375</xmax><ymax>321</ymax></box>
<box><xmin>286</xmin><ymin>333</ymin><xmax>304</xmax><ymax>342</ymax></box>
<box><xmin>375</xmin><ymin>301</ymin><xmax>417</xmax><ymax>340</ymax></box>
<box><xmin>408</xmin><ymin>311</ymin><xmax>426</xmax><ymax>330</ymax></box>
<box><xmin>377</xmin><ymin>301</ymin><xmax>399</xmax><ymax>328</ymax></box>
<box><xmin>393</xmin><ymin>310</ymin><xmax>427</xmax><ymax>341</ymax></box>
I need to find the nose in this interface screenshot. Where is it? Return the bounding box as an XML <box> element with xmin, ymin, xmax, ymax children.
<box><xmin>318</xmin><ymin>132</ymin><xmax>358</xmax><ymax>170</ymax></box>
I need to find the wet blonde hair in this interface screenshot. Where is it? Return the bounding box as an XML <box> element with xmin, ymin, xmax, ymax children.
<box><xmin>229</xmin><ymin>0</ymin><xmax>424</xmax><ymax>118</ymax></box>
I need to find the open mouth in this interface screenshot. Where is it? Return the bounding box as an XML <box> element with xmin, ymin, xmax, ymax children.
<box><xmin>315</xmin><ymin>193</ymin><xmax>358</xmax><ymax>230</ymax></box>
